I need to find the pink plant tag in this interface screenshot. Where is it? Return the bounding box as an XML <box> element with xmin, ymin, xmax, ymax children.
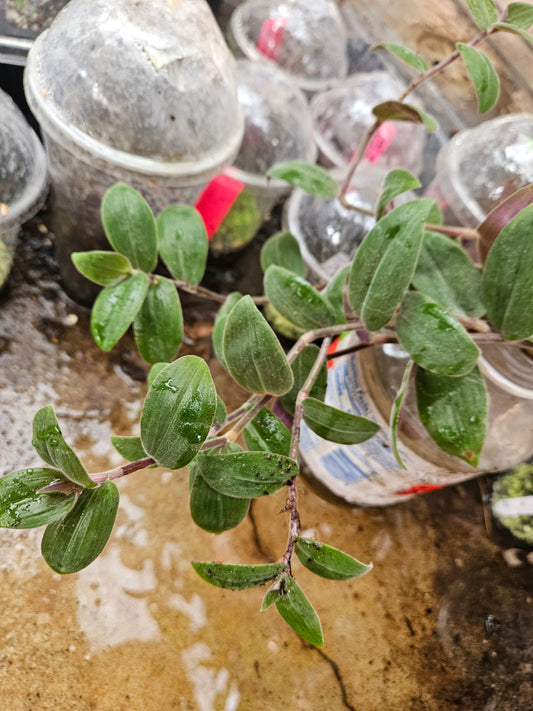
<box><xmin>194</xmin><ymin>174</ymin><xmax>245</xmax><ymax>238</ymax></box>
<box><xmin>364</xmin><ymin>122</ymin><xmax>397</xmax><ymax>163</ymax></box>
<box><xmin>256</xmin><ymin>16</ymin><xmax>287</xmax><ymax>61</ymax></box>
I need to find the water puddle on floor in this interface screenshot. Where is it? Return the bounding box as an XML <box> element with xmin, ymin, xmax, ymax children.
<box><xmin>0</xmin><ymin>226</ymin><xmax>531</xmax><ymax>710</ymax></box>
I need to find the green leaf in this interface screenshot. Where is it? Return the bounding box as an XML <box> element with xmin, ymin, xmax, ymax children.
<box><xmin>101</xmin><ymin>183</ymin><xmax>158</xmax><ymax>272</ymax></box>
<box><xmin>457</xmin><ymin>44</ymin><xmax>500</xmax><ymax>114</ymax></box>
<box><xmin>390</xmin><ymin>359</ymin><xmax>414</xmax><ymax>469</ymax></box>
<box><xmin>110</xmin><ymin>435</ymin><xmax>148</xmax><ymax>462</ymax></box>
<box><xmin>214</xmin><ymin>396</ymin><xmax>227</xmax><ymax>426</ymax></box>
<box><xmin>41</xmin><ymin>480</ymin><xmax>119</xmax><ymax>574</ymax></box>
<box><xmin>478</xmin><ymin>185</ymin><xmax>533</xmax><ymax>264</ymax></box>
<box><xmin>261</xmin><ymin>584</ymin><xmax>282</xmax><ymax>611</ymax></box>
<box><xmin>504</xmin><ymin>2</ymin><xmax>533</xmax><ymax>30</ymax></box>
<box><xmin>71</xmin><ymin>251</ymin><xmax>132</xmax><ymax>286</ymax></box>
<box><xmin>32</xmin><ymin>407</ymin><xmax>96</xmax><ymax>488</ymax></box>
<box><xmin>396</xmin><ymin>291</ymin><xmax>480</xmax><ymax>376</ymax></box>
<box><xmin>372</xmin><ymin>42</ymin><xmax>429</xmax><ymax>72</ymax></box>
<box><xmin>416</xmin><ymin>365</ymin><xmax>487</xmax><ymax>466</ymax></box>
<box><xmin>244</xmin><ymin>408</ymin><xmax>291</xmax><ymax>456</ymax></box>
<box><xmin>189</xmin><ymin>454</ymin><xmax>249</xmax><ymax>533</ymax></box>
<box><xmin>140</xmin><ymin>355</ymin><xmax>217</xmax><ymax>469</ymax></box>
<box><xmin>212</xmin><ymin>292</ymin><xmax>242</xmax><ymax>372</ymax></box>
<box><xmin>427</xmin><ymin>200</ymin><xmax>443</xmax><ymax>225</ymax></box>
<box><xmin>412</xmin><ymin>231</ymin><xmax>485</xmax><ymax>319</ymax></box>
<box><xmin>147</xmin><ymin>362</ymin><xmax>170</xmax><ymax>388</ymax></box>
<box><xmin>91</xmin><ymin>272</ymin><xmax>149</xmax><ymax>352</ymax></box>
<box><xmin>222</xmin><ymin>295</ymin><xmax>294</xmax><ymax>396</ymax></box>
<box><xmin>264</xmin><ymin>265</ymin><xmax>338</xmax><ymax>331</ymax></box>
<box><xmin>274</xmin><ymin>575</ymin><xmax>323</xmax><ymax>646</ymax></box>
<box><xmin>295</xmin><ymin>538</ymin><xmax>373</xmax><ymax>581</ymax></box>
<box><xmin>302</xmin><ymin>397</ymin><xmax>380</xmax><ymax>445</ymax></box>
<box><xmin>466</xmin><ymin>0</ymin><xmax>498</xmax><ymax>29</ymax></box>
<box><xmin>157</xmin><ymin>204</ymin><xmax>208</xmax><ymax>286</ymax></box>
<box><xmin>372</xmin><ymin>101</ymin><xmax>439</xmax><ymax>132</ymax></box>
<box><xmin>481</xmin><ymin>203</ymin><xmax>533</xmax><ymax>340</ymax></box>
<box><xmin>0</xmin><ymin>468</ymin><xmax>76</xmax><ymax>529</ymax></box>
<box><xmin>323</xmin><ymin>264</ymin><xmax>350</xmax><ymax>325</ymax></box>
<box><xmin>376</xmin><ymin>169</ymin><xmax>421</xmax><ymax>220</ymax></box>
<box><xmin>494</xmin><ymin>21</ymin><xmax>533</xmax><ymax>44</ymax></box>
<box><xmin>260</xmin><ymin>231</ymin><xmax>305</xmax><ymax>277</ymax></box>
<box><xmin>195</xmin><ymin>451</ymin><xmax>298</xmax><ymax>498</ymax></box>
<box><xmin>191</xmin><ymin>561</ymin><xmax>285</xmax><ymax>590</ymax></box>
<box><xmin>133</xmin><ymin>276</ymin><xmax>183</xmax><ymax>364</ymax></box>
<box><xmin>279</xmin><ymin>345</ymin><xmax>328</xmax><ymax>417</ymax></box>
<box><xmin>267</xmin><ymin>161</ymin><xmax>338</xmax><ymax>199</ymax></box>
<box><xmin>348</xmin><ymin>199</ymin><xmax>434</xmax><ymax>331</ymax></box>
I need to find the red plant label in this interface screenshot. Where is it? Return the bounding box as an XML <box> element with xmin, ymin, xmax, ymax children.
<box><xmin>256</xmin><ymin>16</ymin><xmax>287</xmax><ymax>60</ymax></box>
<box><xmin>364</xmin><ymin>122</ymin><xmax>397</xmax><ymax>163</ymax></box>
<box><xmin>194</xmin><ymin>174</ymin><xmax>245</xmax><ymax>238</ymax></box>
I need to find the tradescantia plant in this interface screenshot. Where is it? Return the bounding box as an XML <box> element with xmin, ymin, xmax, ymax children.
<box><xmin>2</xmin><ymin>0</ymin><xmax>533</xmax><ymax>646</ymax></box>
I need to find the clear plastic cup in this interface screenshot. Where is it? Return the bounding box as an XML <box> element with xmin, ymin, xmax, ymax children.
<box><xmin>425</xmin><ymin>114</ymin><xmax>533</xmax><ymax>227</ymax></box>
<box><xmin>227</xmin><ymin>0</ymin><xmax>348</xmax><ymax>94</ymax></box>
<box><xmin>200</xmin><ymin>59</ymin><xmax>316</xmax><ymax>254</ymax></box>
<box><xmin>310</xmin><ymin>71</ymin><xmax>427</xmax><ymax>175</ymax></box>
<box><xmin>23</xmin><ymin>0</ymin><xmax>244</xmax><ymax>303</ymax></box>
<box><xmin>0</xmin><ymin>88</ymin><xmax>47</xmax><ymax>288</ymax></box>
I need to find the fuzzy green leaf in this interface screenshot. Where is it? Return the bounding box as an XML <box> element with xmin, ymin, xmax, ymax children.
<box><xmin>323</xmin><ymin>265</ymin><xmax>350</xmax><ymax>325</ymax></box>
<box><xmin>71</xmin><ymin>251</ymin><xmax>132</xmax><ymax>286</ymax></box>
<box><xmin>133</xmin><ymin>276</ymin><xmax>183</xmax><ymax>364</ymax></box>
<box><xmin>110</xmin><ymin>436</ymin><xmax>148</xmax><ymax>462</ymax></box>
<box><xmin>412</xmin><ymin>231</ymin><xmax>485</xmax><ymax>319</ymax></box>
<box><xmin>140</xmin><ymin>356</ymin><xmax>216</xmax><ymax>469</ymax></box>
<box><xmin>376</xmin><ymin>169</ymin><xmax>421</xmax><ymax>220</ymax></box>
<box><xmin>396</xmin><ymin>291</ymin><xmax>480</xmax><ymax>376</ymax></box>
<box><xmin>504</xmin><ymin>2</ymin><xmax>533</xmax><ymax>29</ymax></box>
<box><xmin>390</xmin><ymin>359</ymin><xmax>414</xmax><ymax>469</ymax></box>
<box><xmin>279</xmin><ymin>345</ymin><xmax>328</xmax><ymax>418</ymax></box>
<box><xmin>275</xmin><ymin>575</ymin><xmax>323</xmax><ymax>646</ymax></box>
<box><xmin>415</xmin><ymin>365</ymin><xmax>487</xmax><ymax>466</ymax></box>
<box><xmin>268</xmin><ymin>161</ymin><xmax>338</xmax><ymax>199</ymax></box>
<box><xmin>195</xmin><ymin>451</ymin><xmax>297</xmax><ymax>498</ymax></box>
<box><xmin>101</xmin><ymin>183</ymin><xmax>157</xmax><ymax>272</ymax></box>
<box><xmin>466</xmin><ymin>0</ymin><xmax>498</xmax><ymax>29</ymax></box>
<box><xmin>147</xmin><ymin>362</ymin><xmax>170</xmax><ymax>388</ymax></box>
<box><xmin>32</xmin><ymin>407</ymin><xmax>96</xmax><ymax>488</ymax></box>
<box><xmin>457</xmin><ymin>44</ymin><xmax>500</xmax><ymax>113</ymax></box>
<box><xmin>372</xmin><ymin>42</ymin><xmax>429</xmax><ymax>72</ymax></box>
<box><xmin>481</xmin><ymin>203</ymin><xmax>533</xmax><ymax>340</ymax></box>
<box><xmin>260</xmin><ymin>231</ymin><xmax>305</xmax><ymax>277</ymax></box>
<box><xmin>478</xmin><ymin>185</ymin><xmax>533</xmax><ymax>264</ymax></box>
<box><xmin>264</xmin><ymin>265</ymin><xmax>338</xmax><ymax>331</ymax></box>
<box><xmin>192</xmin><ymin>561</ymin><xmax>285</xmax><ymax>590</ymax></box>
<box><xmin>91</xmin><ymin>272</ymin><xmax>149</xmax><ymax>352</ymax></box>
<box><xmin>348</xmin><ymin>199</ymin><xmax>433</xmax><ymax>331</ymax></box>
<box><xmin>295</xmin><ymin>538</ymin><xmax>373</xmax><ymax>581</ymax></box>
<box><xmin>302</xmin><ymin>397</ymin><xmax>380</xmax><ymax>444</ymax></box>
<box><xmin>214</xmin><ymin>396</ymin><xmax>227</xmax><ymax>426</ymax></box>
<box><xmin>222</xmin><ymin>295</ymin><xmax>294</xmax><ymax>396</ymax></box>
<box><xmin>0</xmin><ymin>468</ymin><xmax>76</xmax><ymax>529</ymax></box>
<box><xmin>212</xmin><ymin>292</ymin><xmax>242</xmax><ymax>372</ymax></box>
<box><xmin>157</xmin><ymin>204</ymin><xmax>208</xmax><ymax>286</ymax></box>
<box><xmin>372</xmin><ymin>101</ymin><xmax>439</xmax><ymax>132</ymax></box>
<box><xmin>244</xmin><ymin>408</ymin><xmax>291</xmax><ymax>456</ymax></box>
<box><xmin>494</xmin><ymin>21</ymin><xmax>533</xmax><ymax>44</ymax></box>
<box><xmin>41</xmin><ymin>481</ymin><xmax>119</xmax><ymax>574</ymax></box>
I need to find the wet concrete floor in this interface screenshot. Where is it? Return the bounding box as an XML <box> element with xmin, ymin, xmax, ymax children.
<box><xmin>0</xmin><ymin>216</ymin><xmax>531</xmax><ymax>711</ymax></box>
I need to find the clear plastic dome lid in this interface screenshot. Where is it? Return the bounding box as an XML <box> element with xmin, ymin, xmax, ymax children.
<box><xmin>310</xmin><ymin>71</ymin><xmax>427</xmax><ymax>174</ymax></box>
<box><xmin>229</xmin><ymin>0</ymin><xmax>348</xmax><ymax>93</ymax></box>
<box><xmin>0</xmin><ymin>88</ymin><xmax>47</xmax><ymax>231</ymax></box>
<box><xmin>231</xmin><ymin>59</ymin><xmax>317</xmax><ymax>182</ymax></box>
<box><xmin>24</xmin><ymin>0</ymin><xmax>244</xmax><ymax>176</ymax></box>
<box><xmin>436</xmin><ymin>114</ymin><xmax>533</xmax><ymax>225</ymax></box>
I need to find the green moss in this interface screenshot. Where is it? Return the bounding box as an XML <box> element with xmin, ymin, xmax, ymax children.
<box><xmin>209</xmin><ymin>190</ymin><xmax>262</xmax><ymax>254</ymax></box>
<box><xmin>492</xmin><ymin>462</ymin><xmax>533</xmax><ymax>545</ymax></box>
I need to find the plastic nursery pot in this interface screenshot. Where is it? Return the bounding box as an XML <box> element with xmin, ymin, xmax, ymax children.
<box><xmin>196</xmin><ymin>59</ymin><xmax>317</xmax><ymax>255</ymax></box>
<box><xmin>23</xmin><ymin>0</ymin><xmax>244</xmax><ymax>305</ymax></box>
<box><xmin>299</xmin><ymin>339</ymin><xmax>533</xmax><ymax>507</ymax></box>
<box><xmin>310</xmin><ymin>71</ymin><xmax>427</xmax><ymax>175</ymax></box>
<box><xmin>424</xmin><ymin>114</ymin><xmax>533</xmax><ymax>227</ymax></box>
<box><xmin>0</xmin><ymin>88</ymin><xmax>47</xmax><ymax>289</ymax></box>
<box><xmin>227</xmin><ymin>0</ymin><xmax>348</xmax><ymax>94</ymax></box>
